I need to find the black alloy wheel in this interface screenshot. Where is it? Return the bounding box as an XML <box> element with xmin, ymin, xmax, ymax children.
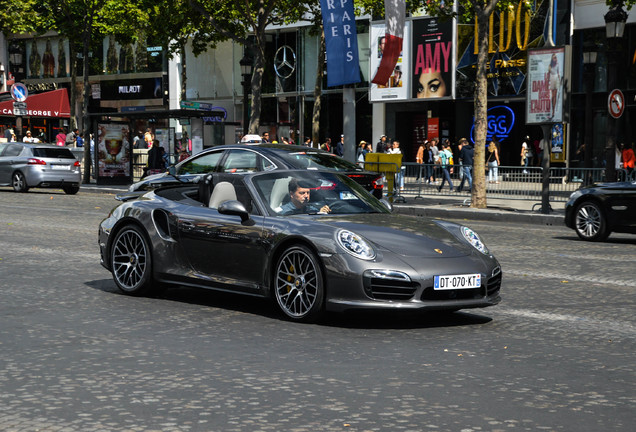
<box><xmin>110</xmin><ymin>225</ymin><xmax>154</xmax><ymax>295</ymax></box>
<box><xmin>274</xmin><ymin>245</ymin><xmax>324</xmax><ymax>322</ymax></box>
<box><xmin>12</xmin><ymin>171</ymin><xmax>28</xmax><ymax>192</ymax></box>
<box><xmin>574</xmin><ymin>201</ymin><xmax>609</xmax><ymax>241</ymax></box>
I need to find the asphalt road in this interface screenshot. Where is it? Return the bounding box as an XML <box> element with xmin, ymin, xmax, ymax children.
<box><xmin>0</xmin><ymin>188</ymin><xmax>634</xmax><ymax>432</ymax></box>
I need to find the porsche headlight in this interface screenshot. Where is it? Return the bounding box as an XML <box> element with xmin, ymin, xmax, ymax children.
<box><xmin>337</xmin><ymin>230</ymin><xmax>375</xmax><ymax>260</ymax></box>
<box><xmin>461</xmin><ymin>226</ymin><xmax>489</xmax><ymax>255</ymax></box>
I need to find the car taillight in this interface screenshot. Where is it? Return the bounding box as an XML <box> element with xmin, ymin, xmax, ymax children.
<box><xmin>74</xmin><ymin>161</ymin><xmax>81</xmax><ymax>167</ymax></box>
<box><xmin>27</xmin><ymin>158</ymin><xmax>47</xmax><ymax>165</ymax></box>
<box><xmin>372</xmin><ymin>176</ymin><xmax>384</xmax><ymax>189</ymax></box>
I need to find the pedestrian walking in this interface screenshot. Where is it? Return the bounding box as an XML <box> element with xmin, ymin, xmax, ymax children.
<box><xmin>456</xmin><ymin>138</ymin><xmax>473</xmax><ymax>192</ymax></box>
<box><xmin>437</xmin><ymin>140</ymin><xmax>454</xmax><ymax>192</ymax></box>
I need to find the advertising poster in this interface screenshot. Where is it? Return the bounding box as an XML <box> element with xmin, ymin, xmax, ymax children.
<box><xmin>97</xmin><ymin>123</ymin><xmax>131</xmax><ymax>177</ymax></box>
<box><xmin>411</xmin><ymin>17</ymin><xmax>454</xmax><ymax>100</ymax></box>
<box><xmin>526</xmin><ymin>47</ymin><xmax>565</xmax><ymax>124</ymax></box>
<box><xmin>369</xmin><ymin>22</ymin><xmax>410</xmax><ymax>102</ymax></box>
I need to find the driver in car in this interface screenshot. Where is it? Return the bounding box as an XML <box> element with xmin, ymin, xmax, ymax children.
<box><xmin>279</xmin><ymin>178</ymin><xmax>331</xmax><ymax>215</ymax></box>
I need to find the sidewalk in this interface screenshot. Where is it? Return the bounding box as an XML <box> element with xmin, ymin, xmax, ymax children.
<box><xmin>79</xmin><ymin>183</ymin><xmax>565</xmax><ymax>226</ymax></box>
<box><xmin>392</xmin><ymin>194</ymin><xmax>565</xmax><ymax>226</ymax></box>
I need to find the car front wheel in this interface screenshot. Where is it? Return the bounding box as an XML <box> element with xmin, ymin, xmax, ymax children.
<box><xmin>574</xmin><ymin>201</ymin><xmax>609</xmax><ymax>241</ymax></box>
<box><xmin>110</xmin><ymin>225</ymin><xmax>154</xmax><ymax>295</ymax></box>
<box><xmin>274</xmin><ymin>245</ymin><xmax>324</xmax><ymax>322</ymax></box>
<box><xmin>12</xmin><ymin>171</ymin><xmax>28</xmax><ymax>192</ymax></box>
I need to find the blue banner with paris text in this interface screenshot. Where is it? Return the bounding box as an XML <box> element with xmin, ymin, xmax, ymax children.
<box><xmin>320</xmin><ymin>0</ymin><xmax>361</xmax><ymax>87</ymax></box>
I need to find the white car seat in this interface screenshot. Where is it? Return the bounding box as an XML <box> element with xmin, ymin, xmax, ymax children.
<box><xmin>208</xmin><ymin>181</ymin><xmax>237</xmax><ymax>208</ymax></box>
<box><xmin>269</xmin><ymin>177</ymin><xmax>291</xmax><ymax>210</ymax></box>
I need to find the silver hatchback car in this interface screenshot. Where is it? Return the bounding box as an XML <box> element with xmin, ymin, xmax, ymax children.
<box><xmin>0</xmin><ymin>142</ymin><xmax>81</xmax><ymax>194</ymax></box>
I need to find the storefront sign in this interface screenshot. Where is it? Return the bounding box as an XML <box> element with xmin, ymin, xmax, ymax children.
<box><xmin>97</xmin><ymin>78</ymin><xmax>162</xmax><ymax>100</ymax></box>
<box><xmin>470</xmin><ymin>105</ymin><xmax>515</xmax><ymax>144</ymax></box>
<box><xmin>456</xmin><ymin>1</ymin><xmax>547</xmax><ymax>98</ymax></box>
<box><xmin>320</xmin><ymin>0</ymin><xmax>361</xmax><ymax>87</ymax></box>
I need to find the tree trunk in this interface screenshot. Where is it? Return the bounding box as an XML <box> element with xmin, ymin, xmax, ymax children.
<box><xmin>81</xmin><ymin>31</ymin><xmax>92</xmax><ymax>184</ymax></box>
<box><xmin>471</xmin><ymin>2</ymin><xmax>498</xmax><ymax>209</ymax></box>
<box><xmin>312</xmin><ymin>29</ymin><xmax>325</xmax><ymax>148</ymax></box>
<box><xmin>248</xmin><ymin>44</ymin><xmax>265</xmax><ymax>134</ymax></box>
<box><xmin>69</xmin><ymin>41</ymin><xmax>77</xmax><ymax>131</ymax></box>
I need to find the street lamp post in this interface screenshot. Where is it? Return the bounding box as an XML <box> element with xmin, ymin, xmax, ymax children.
<box><xmin>603</xmin><ymin>1</ymin><xmax>627</xmax><ymax>182</ymax></box>
<box><xmin>239</xmin><ymin>54</ymin><xmax>253</xmax><ymax>136</ymax></box>
<box><xmin>582</xmin><ymin>49</ymin><xmax>597</xmax><ymax>177</ymax></box>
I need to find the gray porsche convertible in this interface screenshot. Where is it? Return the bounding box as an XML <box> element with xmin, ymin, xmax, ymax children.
<box><xmin>99</xmin><ymin>170</ymin><xmax>502</xmax><ymax>322</ymax></box>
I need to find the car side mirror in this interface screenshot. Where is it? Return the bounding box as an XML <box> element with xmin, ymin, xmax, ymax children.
<box><xmin>380</xmin><ymin>198</ymin><xmax>393</xmax><ymax>212</ymax></box>
<box><xmin>218</xmin><ymin>200</ymin><xmax>254</xmax><ymax>225</ymax></box>
<box><xmin>168</xmin><ymin>166</ymin><xmax>176</xmax><ymax>176</ymax></box>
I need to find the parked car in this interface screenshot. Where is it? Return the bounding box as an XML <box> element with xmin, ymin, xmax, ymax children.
<box><xmin>100</xmin><ymin>169</ymin><xmax>502</xmax><ymax>322</ymax></box>
<box><xmin>0</xmin><ymin>142</ymin><xmax>81</xmax><ymax>194</ymax></box>
<box><xmin>118</xmin><ymin>144</ymin><xmax>385</xmax><ymax>200</ymax></box>
<box><xmin>564</xmin><ymin>181</ymin><xmax>636</xmax><ymax>241</ymax></box>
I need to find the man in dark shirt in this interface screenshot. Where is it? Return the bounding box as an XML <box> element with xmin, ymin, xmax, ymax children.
<box><xmin>456</xmin><ymin>138</ymin><xmax>474</xmax><ymax>192</ymax></box>
<box><xmin>278</xmin><ymin>178</ymin><xmax>331</xmax><ymax>215</ymax></box>
<box><xmin>335</xmin><ymin>135</ymin><xmax>344</xmax><ymax>157</ymax></box>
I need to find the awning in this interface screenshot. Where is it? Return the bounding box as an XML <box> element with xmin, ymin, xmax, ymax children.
<box><xmin>0</xmin><ymin>88</ymin><xmax>71</xmax><ymax>118</ymax></box>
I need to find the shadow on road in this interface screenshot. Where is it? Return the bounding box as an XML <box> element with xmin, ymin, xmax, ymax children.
<box><xmin>553</xmin><ymin>235</ymin><xmax>636</xmax><ymax>245</ymax></box>
<box><xmin>86</xmin><ymin>279</ymin><xmax>494</xmax><ymax>329</ymax></box>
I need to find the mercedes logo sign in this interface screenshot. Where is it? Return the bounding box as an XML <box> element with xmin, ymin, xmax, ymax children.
<box><xmin>274</xmin><ymin>45</ymin><xmax>296</xmax><ymax>79</ymax></box>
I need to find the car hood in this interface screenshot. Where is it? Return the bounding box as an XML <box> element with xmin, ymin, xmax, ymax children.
<box><xmin>320</xmin><ymin>214</ymin><xmax>474</xmax><ymax>258</ymax></box>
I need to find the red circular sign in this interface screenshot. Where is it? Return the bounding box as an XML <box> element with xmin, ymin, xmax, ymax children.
<box><xmin>608</xmin><ymin>89</ymin><xmax>625</xmax><ymax>119</ymax></box>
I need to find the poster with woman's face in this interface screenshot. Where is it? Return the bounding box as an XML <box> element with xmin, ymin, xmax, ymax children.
<box><xmin>411</xmin><ymin>17</ymin><xmax>453</xmax><ymax>100</ymax></box>
<box><xmin>97</xmin><ymin>123</ymin><xmax>130</xmax><ymax>177</ymax></box>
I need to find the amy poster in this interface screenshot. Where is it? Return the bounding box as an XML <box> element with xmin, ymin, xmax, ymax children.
<box><xmin>411</xmin><ymin>17</ymin><xmax>453</xmax><ymax>100</ymax></box>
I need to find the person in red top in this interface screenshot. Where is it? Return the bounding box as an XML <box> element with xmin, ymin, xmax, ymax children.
<box><xmin>622</xmin><ymin>142</ymin><xmax>635</xmax><ymax>175</ymax></box>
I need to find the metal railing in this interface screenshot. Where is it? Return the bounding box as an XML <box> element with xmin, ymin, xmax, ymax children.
<box><xmin>375</xmin><ymin>163</ymin><xmax>611</xmax><ymax>202</ymax></box>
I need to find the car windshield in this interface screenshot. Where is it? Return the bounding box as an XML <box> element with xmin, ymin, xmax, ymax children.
<box><xmin>251</xmin><ymin>171</ymin><xmax>389</xmax><ymax>216</ymax></box>
<box><xmin>32</xmin><ymin>147</ymin><xmax>76</xmax><ymax>159</ymax></box>
<box><xmin>274</xmin><ymin>149</ymin><xmax>363</xmax><ymax>172</ymax></box>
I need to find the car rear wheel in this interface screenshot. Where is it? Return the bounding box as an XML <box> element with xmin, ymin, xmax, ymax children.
<box><xmin>12</xmin><ymin>171</ymin><xmax>28</xmax><ymax>192</ymax></box>
<box><xmin>574</xmin><ymin>201</ymin><xmax>609</xmax><ymax>241</ymax></box>
<box><xmin>63</xmin><ymin>185</ymin><xmax>80</xmax><ymax>195</ymax></box>
<box><xmin>110</xmin><ymin>225</ymin><xmax>154</xmax><ymax>295</ymax></box>
<box><xmin>274</xmin><ymin>245</ymin><xmax>324</xmax><ymax>322</ymax></box>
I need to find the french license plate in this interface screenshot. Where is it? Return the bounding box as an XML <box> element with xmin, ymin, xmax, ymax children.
<box><xmin>434</xmin><ymin>273</ymin><xmax>481</xmax><ymax>290</ymax></box>
<box><xmin>51</xmin><ymin>165</ymin><xmax>70</xmax><ymax>170</ymax></box>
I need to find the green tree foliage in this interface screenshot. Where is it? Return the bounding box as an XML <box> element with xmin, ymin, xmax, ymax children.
<box><xmin>189</xmin><ymin>0</ymin><xmax>310</xmax><ymax>134</ymax></box>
